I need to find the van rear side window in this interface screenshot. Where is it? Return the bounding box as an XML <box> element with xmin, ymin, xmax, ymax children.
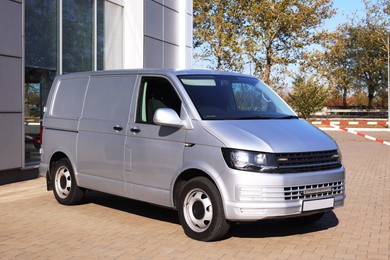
<box><xmin>51</xmin><ymin>78</ymin><xmax>88</xmax><ymax>118</ymax></box>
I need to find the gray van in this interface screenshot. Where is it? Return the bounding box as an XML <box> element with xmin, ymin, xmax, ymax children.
<box><xmin>40</xmin><ymin>69</ymin><xmax>345</xmax><ymax>241</ymax></box>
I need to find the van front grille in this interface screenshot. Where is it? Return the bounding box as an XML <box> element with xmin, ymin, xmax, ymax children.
<box><xmin>275</xmin><ymin>150</ymin><xmax>342</xmax><ymax>173</ymax></box>
<box><xmin>284</xmin><ymin>181</ymin><xmax>344</xmax><ymax>201</ymax></box>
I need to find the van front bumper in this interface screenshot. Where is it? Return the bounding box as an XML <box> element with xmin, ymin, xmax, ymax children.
<box><xmin>224</xmin><ymin>194</ymin><xmax>344</xmax><ymax>221</ymax></box>
<box><xmin>220</xmin><ymin>167</ymin><xmax>345</xmax><ymax>221</ymax></box>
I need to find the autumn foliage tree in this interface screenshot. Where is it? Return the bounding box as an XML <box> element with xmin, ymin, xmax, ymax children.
<box><xmin>288</xmin><ymin>75</ymin><xmax>329</xmax><ymax>119</ymax></box>
<box><xmin>193</xmin><ymin>0</ymin><xmax>335</xmax><ymax>87</ymax></box>
<box><xmin>347</xmin><ymin>0</ymin><xmax>389</xmax><ymax>107</ymax></box>
<box><xmin>193</xmin><ymin>1</ymin><xmax>244</xmax><ymax>71</ymax></box>
<box><xmin>302</xmin><ymin>29</ymin><xmax>355</xmax><ymax>107</ymax></box>
<box><xmin>304</xmin><ymin>0</ymin><xmax>389</xmax><ymax>108</ymax></box>
<box><xmin>239</xmin><ymin>0</ymin><xmax>335</xmax><ymax>86</ymax></box>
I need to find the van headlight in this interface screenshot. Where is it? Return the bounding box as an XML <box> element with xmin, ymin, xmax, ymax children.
<box><xmin>222</xmin><ymin>148</ymin><xmax>278</xmax><ymax>173</ymax></box>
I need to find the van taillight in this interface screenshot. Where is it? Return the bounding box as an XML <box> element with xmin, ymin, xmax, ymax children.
<box><xmin>39</xmin><ymin>121</ymin><xmax>43</xmax><ymax>145</ymax></box>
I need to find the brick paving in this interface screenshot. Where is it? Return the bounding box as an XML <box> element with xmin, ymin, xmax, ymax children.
<box><xmin>0</xmin><ymin>131</ymin><xmax>389</xmax><ymax>259</ymax></box>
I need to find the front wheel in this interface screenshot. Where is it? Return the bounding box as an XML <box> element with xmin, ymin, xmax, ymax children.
<box><xmin>178</xmin><ymin>177</ymin><xmax>230</xmax><ymax>241</ymax></box>
<box><xmin>52</xmin><ymin>158</ymin><xmax>84</xmax><ymax>205</ymax></box>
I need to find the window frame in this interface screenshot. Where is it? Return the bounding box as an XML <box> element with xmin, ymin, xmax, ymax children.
<box><xmin>135</xmin><ymin>76</ymin><xmax>182</xmax><ymax>125</ymax></box>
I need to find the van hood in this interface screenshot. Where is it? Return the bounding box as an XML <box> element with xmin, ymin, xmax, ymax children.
<box><xmin>201</xmin><ymin>119</ymin><xmax>337</xmax><ymax>153</ymax></box>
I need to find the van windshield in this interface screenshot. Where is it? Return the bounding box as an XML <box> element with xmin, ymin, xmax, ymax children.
<box><xmin>178</xmin><ymin>75</ymin><xmax>297</xmax><ymax>120</ymax></box>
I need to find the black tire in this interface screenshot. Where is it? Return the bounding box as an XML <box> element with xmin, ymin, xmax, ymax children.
<box><xmin>178</xmin><ymin>177</ymin><xmax>230</xmax><ymax>241</ymax></box>
<box><xmin>287</xmin><ymin>212</ymin><xmax>325</xmax><ymax>225</ymax></box>
<box><xmin>52</xmin><ymin>158</ymin><xmax>84</xmax><ymax>205</ymax></box>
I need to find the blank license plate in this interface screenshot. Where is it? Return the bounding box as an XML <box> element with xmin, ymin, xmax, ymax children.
<box><xmin>302</xmin><ymin>198</ymin><xmax>334</xmax><ymax>212</ymax></box>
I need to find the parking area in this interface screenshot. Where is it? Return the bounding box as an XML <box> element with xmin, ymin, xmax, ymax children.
<box><xmin>0</xmin><ymin>131</ymin><xmax>389</xmax><ymax>259</ymax></box>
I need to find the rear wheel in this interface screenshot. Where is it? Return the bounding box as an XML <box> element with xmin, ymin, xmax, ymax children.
<box><xmin>52</xmin><ymin>158</ymin><xmax>84</xmax><ymax>205</ymax></box>
<box><xmin>178</xmin><ymin>177</ymin><xmax>230</xmax><ymax>241</ymax></box>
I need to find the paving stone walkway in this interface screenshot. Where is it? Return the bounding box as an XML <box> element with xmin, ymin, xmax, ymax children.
<box><xmin>0</xmin><ymin>131</ymin><xmax>389</xmax><ymax>259</ymax></box>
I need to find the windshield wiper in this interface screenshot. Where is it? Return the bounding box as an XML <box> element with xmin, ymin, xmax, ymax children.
<box><xmin>234</xmin><ymin>116</ymin><xmax>275</xmax><ymax>120</ymax></box>
<box><xmin>278</xmin><ymin>115</ymin><xmax>299</xmax><ymax>119</ymax></box>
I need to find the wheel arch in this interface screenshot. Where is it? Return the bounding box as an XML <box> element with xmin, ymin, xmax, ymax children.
<box><xmin>173</xmin><ymin>169</ymin><xmax>221</xmax><ymax>210</ymax></box>
<box><xmin>46</xmin><ymin>151</ymin><xmax>71</xmax><ymax>191</ymax></box>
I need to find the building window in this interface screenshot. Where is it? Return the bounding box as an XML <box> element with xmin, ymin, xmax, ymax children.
<box><xmin>63</xmin><ymin>0</ymin><xmax>94</xmax><ymax>73</ymax></box>
<box><xmin>24</xmin><ymin>0</ymin><xmax>124</xmax><ymax>164</ymax></box>
<box><xmin>97</xmin><ymin>0</ymin><xmax>123</xmax><ymax>70</ymax></box>
<box><xmin>25</xmin><ymin>0</ymin><xmax>57</xmax><ymax>164</ymax></box>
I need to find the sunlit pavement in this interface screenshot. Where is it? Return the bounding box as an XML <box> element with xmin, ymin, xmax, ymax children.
<box><xmin>0</xmin><ymin>131</ymin><xmax>389</xmax><ymax>259</ymax></box>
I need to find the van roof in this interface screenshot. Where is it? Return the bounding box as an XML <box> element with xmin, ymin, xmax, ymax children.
<box><xmin>54</xmin><ymin>68</ymin><xmax>256</xmax><ymax>79</ymax></box>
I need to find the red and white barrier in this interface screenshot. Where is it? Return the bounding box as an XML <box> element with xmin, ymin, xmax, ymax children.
<box><xmin>329</xmin><ymin>123</ymin><xmax>390</xmax><ymax>146</ymax></box>
<box><xmin>310</xmin><ymin>121</ymin><xmax>388</xmax><ymax>126</ymax></box>
<box><xmin>309</xmin><ymin>121</ymin><xmax>390</xmax><ymax>146</ymax></box>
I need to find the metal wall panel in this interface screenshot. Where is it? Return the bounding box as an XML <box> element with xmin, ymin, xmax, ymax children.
<box><xmin>163</xmin><ymin>42</ymin><xmax>179</xmax><ymax>69</ymax></box>
<box><xmin>0</xmin><ymin>0</ymin><xmax>23</xmax><ymax>171</ymax></box>
<box><xmin>144</xmin><ymin>0</ymin><xmax>163</xmax><ymax>40</ymax></box>
<box><xmin>144</xmin><ymin>36</ymin><xmax>163</xmax><ymax>68</ymax></box>
<box><xmin>163</xmin><ymin>0</ymin><xmax>179</xmax><ymax>12</ymax></box>
<box><xmin>144</xmin><ymin>0</ymin><xmax>193</xmax><ymax>69</ymax></box>
<box><xmin>0</xmin><ymin>56</ymin><xmax>22</xmax><ymax>112</ymax></box>
<box><xmin>0</xmin><ymin>1</ymin><xmax>22</xmax><ymax>57</ymax></box>
<box><xmin>163</xmin><ymin>7</ymin><xmax>179</xmax><ymax>46</ymax></box>
<box><xmin>0</xmin><ymin>113</ymin><xmax>22</xmax><ymax>170</ymax></box>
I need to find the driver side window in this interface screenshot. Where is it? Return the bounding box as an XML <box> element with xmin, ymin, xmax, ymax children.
<box><xmin>136</xmin><ymin>77</ymin><xmax>181</xmax><ymax>124</ymax></box>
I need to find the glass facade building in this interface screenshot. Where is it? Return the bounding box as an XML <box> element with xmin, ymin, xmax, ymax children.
<box><xmin>0</xmin><ymin>0</ymin><xmax>193</xmax><ymax>171</ymax></box>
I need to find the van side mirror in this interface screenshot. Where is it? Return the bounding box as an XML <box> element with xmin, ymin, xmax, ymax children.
<box><xmin>153</xmin><ymin>108</ymin><xmax>183</xmax><ymax>128</ymax></box>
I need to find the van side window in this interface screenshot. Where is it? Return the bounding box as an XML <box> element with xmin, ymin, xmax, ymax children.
<box><xmin>136</xmin><ymin>77</ymin><xmax>181</xmax><ymax>124</ymax></box>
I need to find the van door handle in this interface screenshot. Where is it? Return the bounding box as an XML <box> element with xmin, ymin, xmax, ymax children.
<box><xmin>113</xmin><ymin>125</ymin><xmax>123</xmax><ymax>132</ymax></box>
<box><xmin>130</xmin><ymin>127</ymin><xmax>141</xmax><ymax>133</ymax></box>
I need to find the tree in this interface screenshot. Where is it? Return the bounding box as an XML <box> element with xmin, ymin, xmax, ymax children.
<box><xmin>239</xmin><ymin>0</ymin><xmax>335</xmax><ymax>85</ymax></box>
<box><xmin>302</xmin><ymin>0</ymin><xmax>389</xmax><ymax>108</ymax></box>
<box><xmin>302</xmin><ymin>27</ymin><xmax>355</xmax><ymax>106</ymax></box>
<box><xmin>193</xmin><ymin>1</ymin><xmax>244</xmax><ymax>71</ymax></box>
<box><xmin>288</xmin><ymin>75</ymin><xmax>328</xmax><ymax>119</ymax></box>
<box><xmin>346</xmin><ymin>0</ymin><xmax>389</xmax><ymax>107</ymax></box>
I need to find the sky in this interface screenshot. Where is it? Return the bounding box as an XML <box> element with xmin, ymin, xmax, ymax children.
<box><xmin>325</xmin><ymin>0</ymin><xmax>367</xmax><ymax>31</ymax></box>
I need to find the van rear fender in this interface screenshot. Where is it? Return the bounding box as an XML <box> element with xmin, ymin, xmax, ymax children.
<box><xmin>46</xmin><ymin>151</ymin><xmax>75</xmax><ymax>191</ymax></box>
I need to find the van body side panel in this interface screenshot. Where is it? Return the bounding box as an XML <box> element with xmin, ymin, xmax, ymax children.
<box><xmin>42</xmin><ymin>129</ymin><xmax>78</xmax><ymax>178</ymax></box>
<box><xmin>76</xmin><ymin>132</ymin><xmax>127</xmax><ymax>196</ymax></box>
<box><xmin>76</xmin><ymin>75</ymin><xmax>136</xmax><ymax>196</ymax></box>
<box><xmin>41</xmin><ymin>77</ymin><xmax>89</xmax><ymax>180</ymax></box>
<box><xmin>125</xmin><ymin>75</ymin><xmax>186</xmax><ymax>207</ymax></box>
<box><xmin>49</xmin><ymin>77</ymin><xmax>89</xmax><ymax>119</ymax></box>
<box><xmin>125</xmin><ymin>125</ymin><xmax>185</xmax><ymax>206</ymax></box>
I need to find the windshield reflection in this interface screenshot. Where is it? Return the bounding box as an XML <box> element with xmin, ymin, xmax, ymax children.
<box><xmin>178</xmin><ymin>75</ymin><xmax>296</xmax><ymax>120</ymax></box>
